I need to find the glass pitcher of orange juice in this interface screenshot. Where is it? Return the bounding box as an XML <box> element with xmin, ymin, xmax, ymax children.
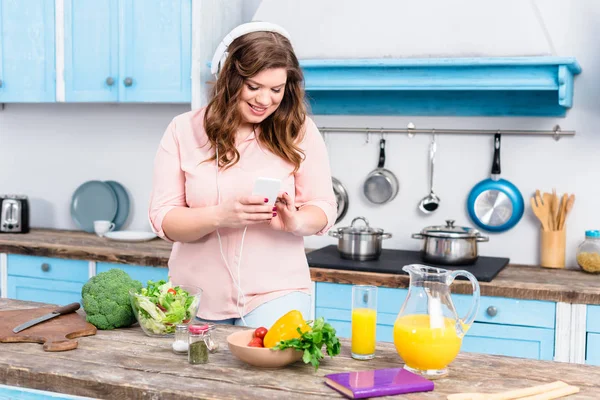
<box><xmin>393</xmin><ymin>264</ymin><xmax>480</xmax><ymax>379</ymax></box>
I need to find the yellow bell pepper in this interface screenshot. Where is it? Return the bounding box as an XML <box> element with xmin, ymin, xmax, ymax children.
<box><xmin>263</xmin><ymin>310</ymin><xmax>311</xmax><ymax>348</ymax></box>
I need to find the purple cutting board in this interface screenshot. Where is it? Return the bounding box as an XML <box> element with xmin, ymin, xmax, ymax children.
<box><xmin>325</xmin><ymin>367</ymin><xmax>434</xmax><ymax>399</ymax></box>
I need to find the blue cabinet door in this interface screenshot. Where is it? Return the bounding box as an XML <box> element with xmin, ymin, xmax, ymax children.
<box><xmin>64</xmin><ymin>0</ymin><xmax>118</xmax><ymax>101</ymax></box>
<box><xmin>0</xmin><ymin>0</ymin><xmax>55</xmax><ymax>102</ymax></box>
<box><xmin>587</xmin><ymin>333</ymin><xmax>600</xmax><ymax>366</ymax></box>
<box><xmin>7</xmin><ymin>255</ymin><xmax>89</xmax><ymax>305</ymax></box>
<box><xmin>8</xmin><ymin>276</ymin><xmax>85</xmax><ymax>305</ymax></box>
<box><xmin>461</xmin><ymin>323</ymin><xmax>555</xmax><ymax>361</ymax></box>
<box><xmin>119</xmin><ymin>0</ymin><xmax>191</xmax><ymax>102</ymax></box>
<box><xmin>96</xmin><ymin>263</ymin><xmax>168</xmax><ymax>286</ymax></box>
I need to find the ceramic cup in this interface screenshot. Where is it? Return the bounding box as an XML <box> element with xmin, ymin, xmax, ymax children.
<box><xmin>94</xmin><ymin>220</ymin><xmax>115</xmax><ymax>237</ymax></box>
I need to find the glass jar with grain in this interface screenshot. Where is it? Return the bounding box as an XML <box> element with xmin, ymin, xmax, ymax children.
<box><xmin>576</xmin><ymin>230</ymin><xmax>600</xmax><ymax>273</ymax></box>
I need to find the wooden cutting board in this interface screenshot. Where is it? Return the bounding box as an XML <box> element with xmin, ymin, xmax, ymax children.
<box><xmin>0</xmin><ymin>306</ymin><xmax>97</xmax><ymax>351</ymax></box>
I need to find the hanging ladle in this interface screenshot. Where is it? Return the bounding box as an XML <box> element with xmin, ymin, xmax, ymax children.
<box><xmin>418</xmin><ymin>133</ymin><xmax>440</xmax><ymax>213</ymax></box>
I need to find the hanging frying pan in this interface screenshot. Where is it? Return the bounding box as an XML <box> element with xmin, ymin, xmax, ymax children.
<box><xmin>363</xmin><ymin>138</ymin><xmax>399</xmax><ymax>204</ymax></box>
<box><xmin>466</xmin><ymin>134</ymin><xmax>524</xmax><ymax>232</ymax></box>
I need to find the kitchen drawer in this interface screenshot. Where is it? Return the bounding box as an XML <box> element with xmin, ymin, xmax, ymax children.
<box><xmin>7</xmin><ymin>276</ymin><xmax>84</xmax><ymax>305</ymax></box>
<box><xmin>586</xmin><ymin>333</ymin><xmax>600</xmax><ymax>366</ymax></box>
<box><xmin>315</xmin><ymin>282</ymin><xmax>408</xmax><ymax>315</ymax></box>
<box><xmin>587</xmin><ymin>305</ymin><xmax>600</xmax><ymax>333</ymax></box>
<box><xmin>96</xmin><ymin>263</ymin><xmax>168</xmax><ymax>286</ymax></box>
<box><xmin>462</xmin><ymin>323</ymin><xmax>555</xmax><ymax>361</ymax></box>
<box><xmin>7</xmin><ymin>255</ymin><xmax>89</xmax><ymax>283</ymax></box>
<box><xmin>452</xmin><ymin>294</ymin><xmax>555</xmax><ymax>329</ymax></box>
<box><xmin>315</xmin><ymin>282</ymin><xmax>555</xmax><ymax>329</ymax></box>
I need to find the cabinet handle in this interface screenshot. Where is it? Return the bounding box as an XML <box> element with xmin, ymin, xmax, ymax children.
<box><xmin>486</xmin><ymin>306</ymin><xmax>498</xmax><ymax>317</ymax></box>
<box><xmin>123</xmin><ymin>77</ymin><xmax>133</xmax><ymax>87</ymax></box>
<box><xmin>41</xmin><ymin>263</ymin><xmax>50</xmax><ymax>272</ymax></box>
<box><xmin>105</xmin><ymin>77</ymin><xmax>114</xmax><ymax>86</ymax></box>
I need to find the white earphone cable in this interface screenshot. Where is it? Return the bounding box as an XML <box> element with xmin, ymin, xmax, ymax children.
<box><xmin>215</xmin><ymin>145</ymin><xmax>247</xmax><ymax>326</ymax></box>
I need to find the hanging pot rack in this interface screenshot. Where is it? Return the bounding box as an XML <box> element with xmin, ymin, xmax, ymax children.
<box><xmin>318</xmin><ymin>123</ymin><xmax>574</xmax><ymax>142</ymax></box>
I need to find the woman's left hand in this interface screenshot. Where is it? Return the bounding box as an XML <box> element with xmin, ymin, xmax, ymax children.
<box><xmin>269</xmin><ymin>192</ymin><xmax>302</xmax><ymax>233</ymax></box>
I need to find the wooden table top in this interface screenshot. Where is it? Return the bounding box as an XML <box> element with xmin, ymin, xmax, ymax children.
<box><xmin>2</xmin><ymin>299</ymin><xmax>600</xmax><ymax>400</ymax></box>
<box><xmin>1</xmin><ymin>229</ymin><xmax>600</xmax><ymax>304</ymax></box>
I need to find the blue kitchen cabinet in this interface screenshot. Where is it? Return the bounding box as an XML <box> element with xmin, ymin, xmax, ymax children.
<box><xmin>6</xmin><ymin>255</ymin><xmax>88</xmax><ymax>305</ymax></box>
<box><xmin>315</xmin><ymin>282</ymin><xmax>556</xmax><ymax>361</ymax></box>
<box><xmin>64</xmin><ymin>0</ymin><xmax>119</xmax><ymax>101</ymax></box>
<box><xmin>0</xmin><ymin>0</ymin><xmax>55</xmax><ymax>102</ymax></box>
<box><xmin>63</xmin><ymin>0</ymin><xmax>190</xmax><ymax>103</ymax></box>
<box><xmin>586</xmin><ymin>305</ymin><xmax>600</xmax><ymax>365</ymax></box>
<box><xmin>119</xmin><ymin>0</ymin><xmax>191</xmax><ymax>102</ymax></box>
<box><xmin>96</xmin><ymin>262</ymin><xmax>168</xmax><ymax>286</ymax></box>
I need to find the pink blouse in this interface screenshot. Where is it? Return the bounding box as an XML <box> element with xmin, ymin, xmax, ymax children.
<box><xmin>149</xmin><ymin>107</ymin><xmax>337</xmax><ymax>320</ymax></box>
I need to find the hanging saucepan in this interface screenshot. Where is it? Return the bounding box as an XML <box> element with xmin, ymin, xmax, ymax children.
<box><xmin>332</xmin><ymin>177</ymin><xmax>349</xmax><ymax>224</ymax></box>
<box><xmin>466</xmin><ymin>134</ymin><xmax>524</xmax><ymax>232</ymax></box>
<box><xmin>363</xmin><ymin>138</ymin><xmax>399</xmax><ymax>204</ymax></box>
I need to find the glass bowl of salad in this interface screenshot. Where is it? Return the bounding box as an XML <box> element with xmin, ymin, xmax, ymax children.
<box><xmin>129</xmin><ymin>280</ymin><xmax>202</xmax><ymax>337</ymax></box>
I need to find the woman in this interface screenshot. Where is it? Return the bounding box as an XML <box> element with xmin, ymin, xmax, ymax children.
<box><xmin>148</xmin><ymin>22</ymin><xmax>337</xmax><ymax>328</ymax></box>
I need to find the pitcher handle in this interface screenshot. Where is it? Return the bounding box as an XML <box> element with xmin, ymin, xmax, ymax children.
<box><xmin>447</xmin><ymin>270</ymin><xmax>480</xmax><ymax>336</ymax></box>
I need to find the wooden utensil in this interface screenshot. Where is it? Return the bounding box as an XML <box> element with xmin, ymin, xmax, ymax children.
<box><xmin>543</xmin><ymin>192</ymin><xmax>555</xmax><ymax>230</ymax></box>
<box><xmin>0</xmin><ymin>306</ymin><xmax>96</xmax><ymax>351</ymax></box>
<box><xmin>530</xmin><ymin>196</ymin><xmax>550</xmax><ymax>231</ymax></box>
<box><xmin>562</xmin><ymin>194</ymin><xmax>575</xmax><ymax>229</ymax></box>
<box><xmin>557</xmin><ymin>193</ymin><xmax>568</xmax><ymax>231</ymax></box>
<box><xmin>551</xmin><ymin>189</ymin><xmax>560</xmax><ymax>231</ymax></box>
<box><xmin>447</xmin><ymin>380</ymin><xmax>579</xmax><ymax>400</ymax></box>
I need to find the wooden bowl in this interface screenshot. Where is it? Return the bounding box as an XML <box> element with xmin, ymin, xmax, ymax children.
<box><xmin>226</xmin><ymin>330</ymin><xmax>303</xmax><ymax>368</ymax></box>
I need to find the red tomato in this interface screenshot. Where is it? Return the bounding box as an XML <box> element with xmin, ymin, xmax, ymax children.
<box><xmin>167</xmin><ymin>288</ymin><xmax>177</xmax><ymax>295</ymax></box>
<box><xmin>247</xmin><ymin>337</ymin><xmax>264</xmax><ymax>347</ymax></box>
<box><xmin>253</xmin><ymin>327</ymin><xmax>268</xmax><ymax>339</ymax></box>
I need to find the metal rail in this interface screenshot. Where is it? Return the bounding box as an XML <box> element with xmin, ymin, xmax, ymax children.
<box><xmin>318</xmin><ymin>124</ymin><xmax>574</xmax><ymax>141</ymax></box>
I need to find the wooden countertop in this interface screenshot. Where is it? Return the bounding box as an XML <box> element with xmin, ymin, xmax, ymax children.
<box><xmin>2</xmin><ymin>299</ymin><xmax>600</xmax><ymax>400</ymax></box>
<box><xmin>1</xmin><ymin>229</ymin><xmax>600</xmax><ymax>305</ymax></box>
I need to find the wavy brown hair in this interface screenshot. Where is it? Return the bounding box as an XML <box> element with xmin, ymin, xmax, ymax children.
<box><xmin>203</xmin><ymin>31</ymin><xmax>308</xmax><ymax>172</ymax></box>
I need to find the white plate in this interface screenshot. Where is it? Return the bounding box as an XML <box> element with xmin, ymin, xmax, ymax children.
<box><xmin>103</xmin><ymin>231</ymin><xmax>157</xmax><ymax>242</ymax></box>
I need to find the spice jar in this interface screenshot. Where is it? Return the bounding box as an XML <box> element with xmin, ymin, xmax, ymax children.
<box><xmin>188</xmin><ymin>324</ymin><xmax>218</xmax><ymax>364</ymax></box>
<box><xmin>576</xmin><ymin>230</ymin><xmax>600</xmax><ymax>273</ymax></box>
<box><xmin>172</xmin><ymin>324</ymin><xmax>189</xmax><ymax>354</ymax></box>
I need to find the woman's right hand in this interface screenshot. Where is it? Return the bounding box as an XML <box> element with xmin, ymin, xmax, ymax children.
<box><xmin>216</xmin><ymin>196</ymin><xmax>275</xmax><ymax>228</ymax></box>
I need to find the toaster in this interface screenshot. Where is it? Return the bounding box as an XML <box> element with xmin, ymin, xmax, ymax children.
<box><xmin>0</xmin><ymin>195</ymin><xmax>30</xmax><ymax>233</ymax></box>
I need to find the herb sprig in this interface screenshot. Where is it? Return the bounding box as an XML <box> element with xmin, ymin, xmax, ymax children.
<box><xmin>273</xmin><ymin>317</ymin><xmax>341</xmax><ymax>371</ymax></box>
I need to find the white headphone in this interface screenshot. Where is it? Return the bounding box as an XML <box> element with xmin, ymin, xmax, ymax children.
<box><xmin>210</xmin><ymin>21</ymin><xmax>292</xmax><ymax>77</ymax></box>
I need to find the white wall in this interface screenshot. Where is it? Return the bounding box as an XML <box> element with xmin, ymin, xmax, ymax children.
<box><xmin>1</xmin><ymin>1</ymin><xmax>599</xmax><ymax>268</ymax></box>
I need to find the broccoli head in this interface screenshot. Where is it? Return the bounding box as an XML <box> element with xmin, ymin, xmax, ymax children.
<box><xmin>81</xmin><ymin>268</ymin><xmax>143</xmax><ymax>330</ymax></box>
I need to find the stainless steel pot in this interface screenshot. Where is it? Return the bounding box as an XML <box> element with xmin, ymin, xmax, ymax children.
<box><xmin>329</xmin><ymin>216</ymin><xmax>392</xmax><ymax>261</ymax></box>
<box><xmin>411</xmin><ymin>219</ymin><xmax>489</xmax><ymax>265</ymax></box>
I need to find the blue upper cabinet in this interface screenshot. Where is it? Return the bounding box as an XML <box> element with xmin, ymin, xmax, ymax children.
<box><xmin>64</xmin><ymin>0</ymin><xmax>119</xmax><ymax>102</ymax></box>
<box><xmin>0</xmin><ymin>0</ymin><xmax>55</xmax><ymax>102</ymax></box>
<box><xmin>63</xmin><ymin>0</ymin><xmax>190</xmax><ymax>103</ymax></box>
<box><xmin>118</xmin><ymin>0</ymin><xmax>191</xmax><ymax>103</ymax></box>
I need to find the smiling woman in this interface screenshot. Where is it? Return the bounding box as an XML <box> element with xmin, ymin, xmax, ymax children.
<box><xmin>148</xmin><ymin>22</ymin><xmax>337</xmax><ymax>329</ymax></box>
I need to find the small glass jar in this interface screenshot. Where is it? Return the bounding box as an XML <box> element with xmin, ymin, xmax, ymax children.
<box><xmin>188</xmin><ymin>324</ymin><xmax>218</xmax><ymax>364</ymax></box>
<box><xmin>172</xmin><ymin>324</ymin><xmax>189</xmax><ymax>354</ymax></box>
<box><xmin>576</xmin><ymin>230</ymin><xmax>600</xmax><ymax>273</ymax></box>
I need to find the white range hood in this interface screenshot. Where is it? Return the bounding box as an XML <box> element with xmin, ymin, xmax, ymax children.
<box><xmin>249</xmin><ymin>0</ymin><xmax>581</xmax><ymax>117</ymax></box>
<box><xmin>252</xmin><ymin>0</ymin><xmax>554</xmax><ymax>59</ymax></box>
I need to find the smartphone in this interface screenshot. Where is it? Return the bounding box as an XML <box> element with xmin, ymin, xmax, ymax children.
<box><xmin>252</xmin><ymin>177</ymin><xmax>281</xmax><ymax>207</ymax></box>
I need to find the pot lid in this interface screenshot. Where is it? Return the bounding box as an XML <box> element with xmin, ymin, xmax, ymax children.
<box><xmin>419</xmin><ymin>220</ymin><xmax>481</xmax><ymax>238</ymax></box>
<box><xmin>337</xmin><ymin>216</ymin><xmax>383</xmax><ymax>235</ymax></box>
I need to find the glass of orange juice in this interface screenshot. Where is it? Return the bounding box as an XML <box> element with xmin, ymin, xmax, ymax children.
<box><xmin>351</xmin><ymin>285</ymin><xmax>377</xmax><ymax>360</ymax></box>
